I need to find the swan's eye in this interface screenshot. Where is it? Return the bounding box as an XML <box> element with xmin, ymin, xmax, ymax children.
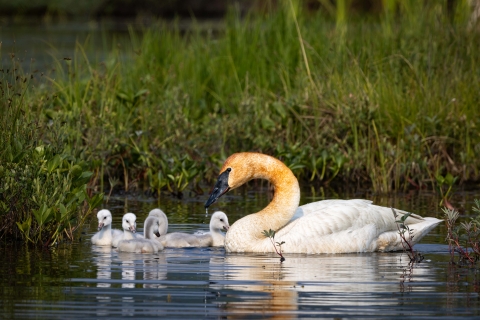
<box><xmin>220</xmin><ymin>219</ymin><xmax>224</xmax><ymax>222</ymax></box>
<box><xmin>104</xmin><ymin>217</ymin><xmax>107</xmax><ymax>220</ymax></box>
<box><xmin>226</xmin><ymin>168</ymin><xmax>231</xmax><ymax>172</ymax></box>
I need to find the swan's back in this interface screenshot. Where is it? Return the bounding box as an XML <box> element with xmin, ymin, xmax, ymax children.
<box><xmin>277</xmin><ymin>199</ymin><xmax>441</xmax><ymax>253</ymax></box>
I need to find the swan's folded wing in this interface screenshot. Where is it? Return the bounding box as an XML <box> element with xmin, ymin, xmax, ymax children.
<box><xmin>293</xmin><ymin>199</ymin><xmax>424</xmax><ymax>224</ymax></box>
<box><xmin>276</xmin><ymin>199</ymin><xmax>439</xmax><ymax>253</ymax></box>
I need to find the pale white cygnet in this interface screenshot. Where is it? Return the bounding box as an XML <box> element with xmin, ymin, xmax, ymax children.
<box><xmin>91</xmin><ymin>209</ymin><xmax>123</xmax><ymax>246</ymax></box>
<box><xmin>159</xmin><ymin>211</ymin><xmax>230</xmax><ymax>248</ymax></box>
<box><xmin>205</xmin><ymin>211</ymin><xmax>230</xmax><ymax>246</ymax></box>
<box><xmin>148</xmin><ymin>208</ymin><xmax>169</xmax><ymax>235</ymax></box>
<box><xmin>117</xmin><ymin>215</ymin><xmax>164</xmax><ymax>253</ymax></box>
<box><xmin>112</xmin><ymin>213</ymin><xmax>140</xmax><ymax>248</ymax></box>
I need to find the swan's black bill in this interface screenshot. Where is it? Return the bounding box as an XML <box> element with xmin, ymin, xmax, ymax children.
<box><xmin>205</xmin><ymin>169</ymin><xmax>231</xmax><ymax>208</ymax></box>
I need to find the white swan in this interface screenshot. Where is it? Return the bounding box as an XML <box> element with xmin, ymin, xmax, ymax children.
<box><xmin>156</xmin><ymin>210</ymin><xmax>230</xmax><ymax>248</ymax></box>
<box><xmin>204</xmin><ymin>152</ymin><xmax>442</xmax><ymax>254</ymax></box>
<box><xmin>117</xmin><ymin>215</ymin><xmax>164</xmax><ymax>253</ymax></box>
<box><xmin>91</xmin><ymin>209</ymin><xmax>123</xmax><ymax>246</ymax></box>
<box><xmin>112</xmin><ymin>213</ymin><xmax>141</xmax><ymax>248</ymax></box>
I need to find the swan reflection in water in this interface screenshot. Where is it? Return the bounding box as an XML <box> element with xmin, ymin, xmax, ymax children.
<box><xmin>209</xmin><ymin>252</ymin><xmax>437</xmax><ymax>317</ymax></box>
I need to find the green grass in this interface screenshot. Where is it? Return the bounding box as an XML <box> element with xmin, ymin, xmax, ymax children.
<box><xmin>1</xmin><ymin>1</ymin><xmax>479</xmax><ymax>242</ymax></box>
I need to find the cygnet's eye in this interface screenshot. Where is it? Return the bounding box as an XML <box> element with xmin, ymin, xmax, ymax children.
<box><xmin>104</xmin><ymin>217</ymin><xmax>107</xmax><ymax>220</ymax></box>
<box><xmin>220</xmin><ymin>219</ymin><xmax>224</xmax><ymax>222</ymax></box>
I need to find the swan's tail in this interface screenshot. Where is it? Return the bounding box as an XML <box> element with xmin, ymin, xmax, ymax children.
<box><xmin>377</xmin><ymin>217</ymin><xmax>443</xmax><ymax>252</ymax></box>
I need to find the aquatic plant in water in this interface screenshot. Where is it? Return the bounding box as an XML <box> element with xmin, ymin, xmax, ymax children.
<box><xmin>262</xmin><ymin>229</ymin><xmax>286</xmax><ymax>262</ymax></box>
<box><xmin>444</xmin><ymin>200</ymin><xmax>480</xmax><ymax>266</ymax></box>
<box><xmin>392</xmin><ymin>208</ymin><xmax>424</xmax><ymax>264</ymax></box>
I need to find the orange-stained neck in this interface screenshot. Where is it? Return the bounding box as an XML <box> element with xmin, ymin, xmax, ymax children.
<box><xmin>222</xmin><ymin>152</ymin><xmax>300</xmax><ymax>235</ymax></box>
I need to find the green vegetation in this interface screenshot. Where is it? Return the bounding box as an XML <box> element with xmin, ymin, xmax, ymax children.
<box><xmin>392</xmin><ymin>208</ymin><xmax>424</xmax><ymax>263</ymax></box>
<box><xmin>444</xmin><ymin>200</ymin><xmax>480</xmax><ymax>266</ymax></box>
<box><xmin>262</xmin><ymin>229</ymin><xmax>286</xmax><ymax>262</ymax></box>
<box><xmin>1</xmin><ymin>0</ymin><xmax>479</xmax><ymax>243</ymax></box>
<box><xmin>0</xmin><ymin>59</ymin><xmax>103</xmax><ymax>245</ymax></box>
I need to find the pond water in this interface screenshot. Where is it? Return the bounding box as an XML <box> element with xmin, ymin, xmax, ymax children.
<box><xmin>1</xmin><ymin>187</ymin><xmax>480</xmax><ymax>318</ymax></box>
<box><xmin>2</xmin><ymin>18</ymin><xmax>480</xmax><ymax>318</ymax></box>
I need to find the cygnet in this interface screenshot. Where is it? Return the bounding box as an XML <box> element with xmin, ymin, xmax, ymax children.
<box><xmin>158</xmin><ymin>211</ymin><xmax>230</xmax><ymax>248</ymax></box>
<box><xmin>112</xmin><ymin>213</ymin><xmax>141</xmax><ymax>247</ymax></box>
<box><xmin>91</xmin><ymin>209</ymin><xmax>123</xmax><ymax>246</ymax></box>
<box><xmin>117</xmin><ymin>215</ymin><xmax>164</xmax><ymax>253</ymax></box>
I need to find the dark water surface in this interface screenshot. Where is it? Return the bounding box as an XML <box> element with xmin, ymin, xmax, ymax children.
<box><xmin>1</xmin><ymin>187</ymin><xmax>480</xmax><ymax>319</ymax></box>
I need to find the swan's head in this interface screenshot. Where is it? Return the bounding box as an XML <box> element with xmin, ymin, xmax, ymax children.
<box><xmin>97</xmin><ymin>209</ymin><xmax>112</xmax><ymax>230</ymax></box>
<box><xmin>122</xmin><ymin>213</ymin><xmax>137</xmax><ymax>233</ymax></box>
<box><xmin>205</xmin><ymin>152</ymin><xmax>264</xmax><ymax>208</ymax></box>
<box><xmin>210</xmin><ymin>211</ymin><xmax>230</xmax><ymax>232</ymax></box>
<box><xmin>144</xmin><ymin>216</ymin><xmax>162</xmax><ymax>237</ymax></box>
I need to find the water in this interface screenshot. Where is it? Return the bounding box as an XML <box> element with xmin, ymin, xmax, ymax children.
<box><xmin>1</xmin><ymin>187</ymin><xmax>480</xmax><ymax>318</ymax></box>
<box><xmin>2</xmin><ymin>18</ymin><xmax>480</xmax><ymax>318</ymax></box>
<box><xmin>0</xmin><ymin>18</ymin><xmax>136</xmax><ymax>72</ymax></box>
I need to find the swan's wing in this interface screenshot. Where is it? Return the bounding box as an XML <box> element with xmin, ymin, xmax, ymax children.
<box><xmin>293</xmin><ymin>199</ymin><xmax>424</xmax><ymax>224</ymax></box>
<box><xmin>276</xmin><ymin>199</ymin><xmax>440</xmax><ymax>253</ymax></box>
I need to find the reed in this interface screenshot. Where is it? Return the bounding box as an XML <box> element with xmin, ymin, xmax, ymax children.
<box><xmin>38</xmin><ymin>1</ymin><xmax>480</xmax><ymax>193</ymax></box>
<box><xmin>1</xmin><ymin>0</ymin><xmax>479</xmax><ymax>220</ymax></box>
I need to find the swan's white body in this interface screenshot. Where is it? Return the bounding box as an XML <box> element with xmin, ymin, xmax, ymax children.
<box><xmin>157</xmin><ymin>211</ymin><xmax>230</xmax><ymax>248</ymax></box>
<box><xmin>91</xmin><ymin>209</ymin><xmax>123</xmax><ymax>246</ymax></box>
<box><xmin>112</xmin><ymin>213</ymin><xmax>142</xmax><ymax>248</ymax></box>
<box><xmin>204</xmin><ymin>152</ymin><xmax>442</xmax><ymax>254</ymax></box>
<box><xmin>117</xmin><ymin>215</ymin><xmax>163</xmax><ymax>253</ymax></box>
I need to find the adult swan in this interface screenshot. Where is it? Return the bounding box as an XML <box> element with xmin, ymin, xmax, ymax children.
<box><xmin>204</xmin><ymin>152</ymin><xmax>442</xmax><ymax>254</ymax></box>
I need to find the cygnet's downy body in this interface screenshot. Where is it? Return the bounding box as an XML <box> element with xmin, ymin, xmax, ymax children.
<box><xmin>91</xmin><ymin>209</ymin><xmax>123</xmax><ymax>246</ymax></box>
<box><xmin>159</xmin><ymin>211</ymin><xmax>230</xmax><ymax>248</ymax></box>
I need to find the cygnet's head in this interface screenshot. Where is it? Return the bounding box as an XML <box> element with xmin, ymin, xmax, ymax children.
<box><xmin>210</xmin><ymin>211</ymin><xmax>230</xmax><ymax>232</ymax></box>
<box><xmin>148</xmin><ymin>208</ymin><xmax>167</xmax><ymax>218</ymax></box>
<box><xmin>144</xmin><ymin>216</ymin><xmax>162</xmax><ymax>238</ymax></box>
<box><xmin>122</xmin><ymin>213</ymin><xmax>137</xmax><ymax>233</ymax></box>
<box><xmin>148</xmin><ymin>208</ymin><xmax>168</xmax><ymax>235</ymax></box>
<box><xmin>97</xmin><ymin>209</ymin><xmax>113</xmax><ymax>230</ymax></box>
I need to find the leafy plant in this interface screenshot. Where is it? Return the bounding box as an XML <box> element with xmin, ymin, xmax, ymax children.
<box><xmin>444</xmin><ymin>200</ymin><xmax>480</xmax><ymax>266</ymax></box>
<box><xmin>392</xmin><ymin>208</ymin><xmax>424</xmax><ymax>263</ymax></box>
<box><xmin>0</xmin><ymin>54</ymin><xmax>104</xmax><ymax>246</ymax></box>
<box><xmin>436</xmin><ymin>173</ymin><xmax>458</xmax><ymax>207</ymax></box>
<box><xmin>262</xmin><ymin>229</ymin><xmax>285</xmax><ymax>262</ymax></box>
